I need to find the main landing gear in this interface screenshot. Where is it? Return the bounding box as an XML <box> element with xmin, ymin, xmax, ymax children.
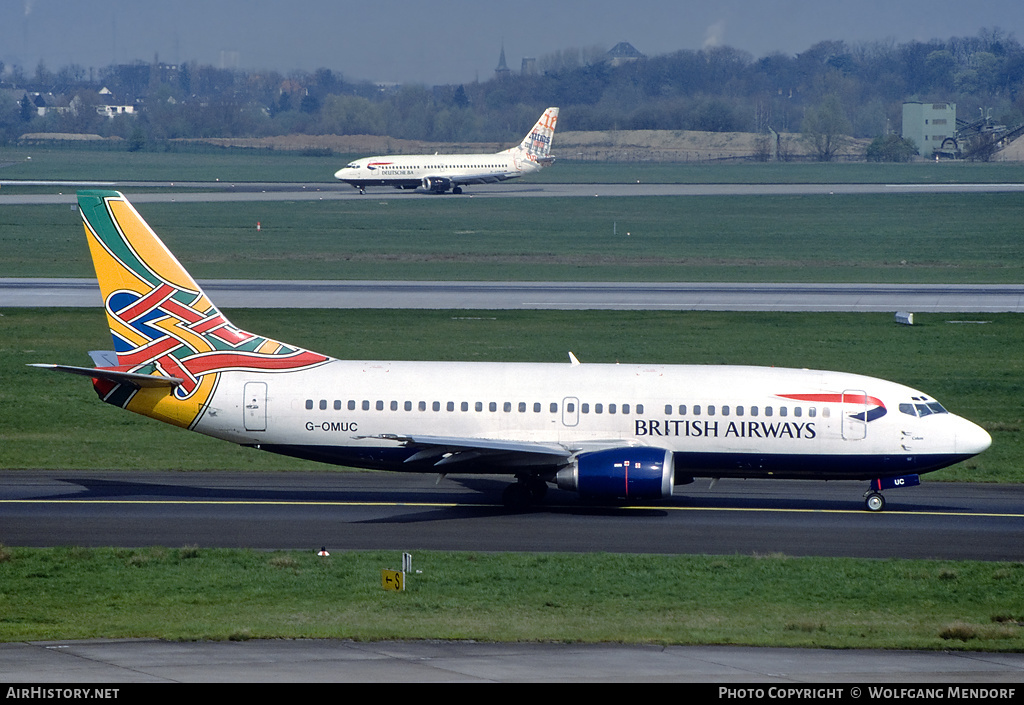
<box><xmin>501</xmin><ymin>475</ymin><xmax>548</xmax><ymax>510</ymax></box>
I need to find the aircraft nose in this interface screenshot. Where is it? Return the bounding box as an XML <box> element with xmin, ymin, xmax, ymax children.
<box><xmin>957</xmin><ymin>418</ymin><xmax>992</xmax><ymax>456</ymax></box>
<box><xmin>334</xmin><ymin>169</ymin><xmax>345</xmax><ymax>179</ymax></box>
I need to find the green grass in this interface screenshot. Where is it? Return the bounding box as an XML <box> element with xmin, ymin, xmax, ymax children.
<box><xmin>2</xmin><ymin>308</ymin><xmax>1020</xmax><ymax>481</ymax></box>
<box><xmin>0</xmin><ymin>547</ymin><xmax>1021</xmax><ymax>649</ymax></box>
<box><xmin>3</xmin><ymin>193</ymin><xmax>1023</xmax><ymax>282</ymax></box>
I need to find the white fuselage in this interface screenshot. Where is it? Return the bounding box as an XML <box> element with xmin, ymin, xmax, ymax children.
<box><xmin>334</xmin><ymin>150</ymin><xmax>537</xmax><ymax>191</ymax></box>
<box><xmin>195</xmin><ymin>359</ymin><xmax>990</xmax><ymax>481</ymax></box>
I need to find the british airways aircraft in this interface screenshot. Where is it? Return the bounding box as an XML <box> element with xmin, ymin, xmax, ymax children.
<box><xmin>334</xmin><ymin>107</ymin><xmax>558</xmax><ymax>194</ymax></box>
<box><xmin>34</xmin><ymin>191</ymin><xmax>990</xmax><ymax>510</ymax></box>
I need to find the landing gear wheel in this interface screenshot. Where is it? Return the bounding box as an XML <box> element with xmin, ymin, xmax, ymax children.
<box><xmin>452</xmin><ymin>186</ymin><xmax>463</xmax><ymax>194</ymax></box>
<box><xmin>865</xmin><ymin>492</ymin><xmax>885</xmax><ymax>512</ymax></box>
<box><xmin>501</xmin><ymin>482</ymin><xmax>533</xmax><ymax>510</ymax></box>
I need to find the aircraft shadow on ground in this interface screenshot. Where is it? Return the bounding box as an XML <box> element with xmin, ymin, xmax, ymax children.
<box><xmin>47</xmin><ymin>476</ymin><xmax>957</xmax><ymax>520</ymax></box>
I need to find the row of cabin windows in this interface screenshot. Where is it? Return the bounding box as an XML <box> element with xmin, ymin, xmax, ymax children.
<box><xmin>664</xmin><ymin>404</ymin><xmax>829</xmax><ymax>419</ymax></box>
<box><xmin>373</xmin><ymin>164</ymin><xmax>503</xmax><ymax>171</ymax></box>
<box><xmin>303</xmin><ymin>399</ymin><xmax>827</xmax><ymax>419</ymax></box>
<box><xmin>305</xmin><ymin>399</ymin><xmax>644</xmax><ymax>414</ymax></box>
<box><xmin>307</xmin><ymin>397</ymin><xmax>647</xmax><ymax>413</ymax></box>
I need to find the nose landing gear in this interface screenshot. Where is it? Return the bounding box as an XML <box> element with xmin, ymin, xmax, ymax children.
<box><xmin>863</xmin><ymin>474</ymin><xmax>921</xmax><ymax>511</ymax></box>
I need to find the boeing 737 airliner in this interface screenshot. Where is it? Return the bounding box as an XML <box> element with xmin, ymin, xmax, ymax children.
<box><xmin>334</xmin><ymin>107</ymin><xmax>558</xmax><ymax>194</ymax></box>
<box><xmin>35</xmin><ymin>191</ymin><xmax>990</xmax><ymax>510</ymax></box>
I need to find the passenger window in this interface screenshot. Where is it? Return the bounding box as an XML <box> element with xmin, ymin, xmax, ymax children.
<box><xmin>391</xmin><ymin>401</ymin><xmax>399</xmax><ymax>411</ymax></box>
<box><xmin>722</xmin><ymin>405</ymin><xmax>730</xmax><ymax>416</ymax></box>
<box><xmin>678</xmin><ymin>405</ymin><xmax>686</xmax><ymax>415</ymax></box>
<box><xmin>362</xmin><ymin>400</ymin><xmax>370</xmax><ymax>411</ymax></box>
<box><xmin>319</xmin><ymin>400</ymin><xmax>327</xmax><ymax>410</ymax></box>
<box><xmin>693</xmin><ymin>405</ymin><xmax>701</xmax><ymax>415</ymax></box>
<box><xmin>349</xmin><ymin>400</ymin><xmax>356</xmax><ymax>411</ymax></box>
<box><xmin>432</xmin><ymin>401</ymin><xmax>440</xmax><ymax>412</ymax></box>
<box><xmin>377</xmin><ymin>401</ymin><xmax>384</xmax><ymax>411</ymax></box>
<box><xmin>550</xmin><ymin>403</ymin><xmax>558</xmax><ymax>413</ymax></box>
<box><xmin>519</xmin><ymin>402</ymin><xmax>527</xmax><ymax>413</ymax></box>
<box><xmin>490</xmin><ymin>402</ymin><xmax>498</xmax><ymax>412</ymax></box>
<box><xmin>595</xmin><ymin>403</ymin><xmax>603</xmax><ymax>414</ymax></box>
<box><xmin>404</xmin><ymin>401</ymin><xmax>412</xmax><ymax>411</ymax></box>
<box><xmin>637</xmin><ymin>404</ymin><xmax>644</xmax><ymax>414</ymax></box>
<box><xmin>533</xmin><ymin>403</ymin><xmax>541</xmax><ymax>413</ymax></box>
<box><xmin>736</xmin><ymin>406</ymin><xmax>744</xmax><ymax>416</ymax></box>
<box><xmin>305</xmin><ymin>399</ymin><xmax>313</xmax><ymax>410</ymax></box>
<box><xmin>581</xmin><ymin>403</ymin><xmax>590</xmax><ymax>413</ymax></box>
<box><xmin>750</xmin><ymin>406</ymin><xmax>758</xmax><ymax>417</ymax></box>
<box><xmin>609</xmin><ymin>404</ymin><xmax>616</xmax><ymax>414</ymax></box>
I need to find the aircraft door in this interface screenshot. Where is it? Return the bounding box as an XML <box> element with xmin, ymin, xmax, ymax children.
<box><xmin>562</xmin><ymin>397</ymin><xmax>580</xmax><ymax>427</ymax></box>
<box><xmin>841</xmin><ymin>389</ymin><xmax>868</xmax><ymax>440</ymax></box>
<box><xmin>244</xmin><ymin>381</ymin><xmax>267</xmax><ymax>432</ymax></box>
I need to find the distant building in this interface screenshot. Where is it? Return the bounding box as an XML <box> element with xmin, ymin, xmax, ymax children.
<box><xmin>607</xmin><ymin>41</ymin><xmax>645</xmax><ymax>67</ymax></box>
<box><xmin>521</xmin><ymin>57</ymin><xmax>537</xmax><ymax>75</ymax></box>
<box><xmin>902</xmin><ymin>102</ymin><xmax>956</xmax><ymax>158</ymax></box>
<box><xmin>495</xmin><ymin>45</ymin><xmax>511</xmax><ymax>80</ymax></box>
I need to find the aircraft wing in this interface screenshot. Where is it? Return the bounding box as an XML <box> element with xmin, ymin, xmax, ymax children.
<box><xmin>363</xmin><ymin>433</ymin><xmax>644</xmax><ymax>470</ymax></box>
<box><xmin>451</xmin><ymin>172</ymin><xmax>515</xmax><ymax>186</ymax></box>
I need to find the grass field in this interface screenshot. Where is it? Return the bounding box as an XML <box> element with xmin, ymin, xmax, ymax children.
<box><xmin>2</xmin><ymin>192</ymin><xmax>1023</xmax><ymax>282</ymax></box>
<box><xmin>1</xmin><ymin>547</ymin><xmax>1022</xmax><ymax>649</ymax></box>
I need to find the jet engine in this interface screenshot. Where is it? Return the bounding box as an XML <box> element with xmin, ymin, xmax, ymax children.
<box><xmin>422</xmin><ymin>176</ymin><xmax>452</xmax><ymax>193</ymax></box>
<box><xmin>556</xmin><ymin>447</ymin><xmax>675</xmax><ymax>500</ymax></box>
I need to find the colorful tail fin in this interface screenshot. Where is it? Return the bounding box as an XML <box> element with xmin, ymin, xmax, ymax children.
<box><xmin>508</xmin><ymin>107</ymin><xmax>558</xmax><ymax>162</ymax></box>
<box><xmin>73</xmin><ymin>191</ymin><xmax>330</xmax><ymax>427</ymax></box>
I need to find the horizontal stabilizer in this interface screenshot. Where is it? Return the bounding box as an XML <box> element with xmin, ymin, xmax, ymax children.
<box><xmin>29</xmin><ymin>363</ymin><xmax>183</xmax><ymax>388</ymax></box>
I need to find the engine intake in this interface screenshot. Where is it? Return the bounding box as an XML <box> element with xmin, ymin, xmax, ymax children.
<box><xmin>556</xmin><ymin>447</ymin><xmax>674</xmax><ymax>500</ymax></box>
<box><xmin>422</xmin><ymin>176</ymin><xmax>452</xmax><ymax>193</ymax></box>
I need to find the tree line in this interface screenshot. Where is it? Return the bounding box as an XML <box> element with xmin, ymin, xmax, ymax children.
<box><xmin>2</xmin><ymin>28</ymin><xmax>1022</xmax><ymax>158</ymax></box>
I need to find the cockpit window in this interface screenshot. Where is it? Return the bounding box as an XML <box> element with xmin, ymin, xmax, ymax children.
<box><xmin>346</xmin><ymin>162</ymin><xmax>360</xmax><ymax>169</ymax></box>
<box><xmin>899</xmin><ymin>400</ymin><xmax>948</xmax><ymax>417</ymax></box>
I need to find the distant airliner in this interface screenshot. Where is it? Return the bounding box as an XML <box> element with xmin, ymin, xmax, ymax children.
<box><xmin>334</xmin><ymin>107</ymin><xmax>558</xmax><ymax>194</ymax></box>
<box><xmin>35</xmin><ymin>191</ymin><xmax>990</xmax><ymax>510</ymax></box>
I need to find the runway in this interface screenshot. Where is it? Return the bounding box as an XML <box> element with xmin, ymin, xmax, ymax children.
<box><xmin>2</xmin><ymin>471</ymin><xmax>1022</xmax><ymax>560</ymax></box>
<box><xmin>5</xmin><ymin>278</ymin><xmax>1024</xmax><ymax>311</ymax></box>
<box><xmin>4</xmin><ymin>638</ymin><xmax>1023</xmax><ymax>683</ymax></box>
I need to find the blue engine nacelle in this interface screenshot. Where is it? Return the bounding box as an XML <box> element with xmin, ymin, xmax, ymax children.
<box><xmin>422</xmin><ymin>176</ymin><xmax>452</xmax><ymax>193</ymax></box>
<box><xmin>556</xmin><ymin>447</ymin><xmax>675</xmax><ymax>500</ymax></box>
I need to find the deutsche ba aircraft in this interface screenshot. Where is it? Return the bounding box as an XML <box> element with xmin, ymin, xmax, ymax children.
<box><xmin>334</xmin><ymin>107</ymin><xmax>558</xmax><ymax>194</ymax></box>
<box><xmin>35</xmin><ymin>191</ymin><xmax>990</xmax><ymax>510</ymax></box>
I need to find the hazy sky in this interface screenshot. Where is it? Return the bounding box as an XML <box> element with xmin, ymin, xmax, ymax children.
<box><xmin>4</xmin><ymin>0</ymin><xmax>1024</xmax><ymax>85</ymax></box>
